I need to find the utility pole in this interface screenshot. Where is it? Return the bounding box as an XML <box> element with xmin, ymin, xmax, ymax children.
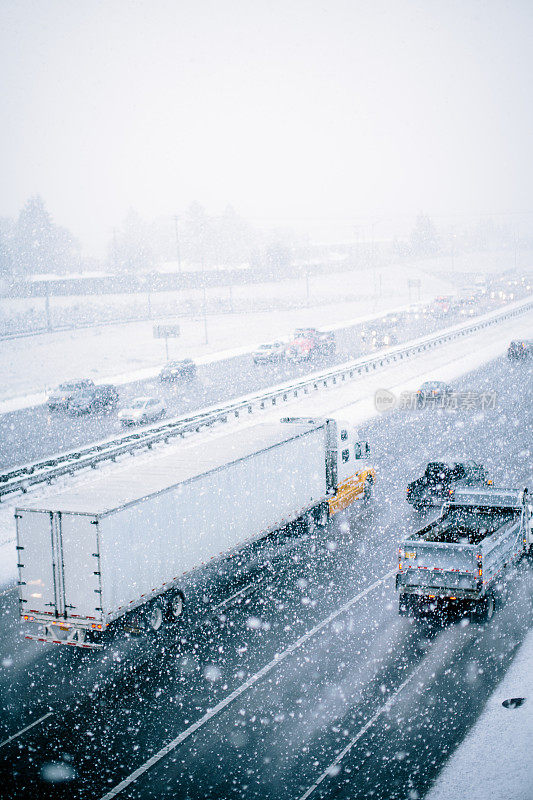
<box><xmin>173</xmin><ymin>216</ymin><xmax>182</xmax><ymax>274</ymax></box>
<box><xmin>202</xmin><ymin>256</ymin><xmax>208</xmax><ymax>344</ymax></box>
<box><xmin>112</xmin><ymin>227</ymin><xmax>119</xmax><ymax>272</ymax></box>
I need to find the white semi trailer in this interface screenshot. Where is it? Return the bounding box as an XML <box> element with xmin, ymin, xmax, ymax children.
<box><xmin>16</xmin><ymin>418</ymin><xmax>374</xmax><ymax>649</ymax></box>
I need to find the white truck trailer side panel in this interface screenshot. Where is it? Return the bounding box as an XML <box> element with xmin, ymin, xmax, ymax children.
<box><xmin>98</xmin><ymin>428</ymin><xmax>326</xmax><ymax>620</ymax></box>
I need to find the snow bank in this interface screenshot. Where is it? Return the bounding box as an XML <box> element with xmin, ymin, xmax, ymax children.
<box><xmin>425</xmin><ymin>628</ymin><xmax>533</xmax><ymax>800</ymax></box>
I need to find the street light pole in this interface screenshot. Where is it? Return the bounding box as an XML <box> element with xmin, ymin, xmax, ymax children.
<box><xmin>173</xmin><ymin>215</ymin><xmax>182</xmax><ymax>274</ymax></box>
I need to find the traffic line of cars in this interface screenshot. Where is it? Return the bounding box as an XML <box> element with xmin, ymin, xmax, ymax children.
<box><xmin>46</xmin><ymin>359</ymin><xmax>198</xmax><ymax>427</ymax></box>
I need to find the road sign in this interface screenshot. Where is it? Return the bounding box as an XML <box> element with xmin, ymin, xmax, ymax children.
<box><xmin>153</xmin><ymin>324</ymin><xmax>180</xmax><ymax>339</ymax></box>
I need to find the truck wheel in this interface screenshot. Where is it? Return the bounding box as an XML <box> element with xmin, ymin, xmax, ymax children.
<box><xmin>166</xmin><ymin>591</ymin><xmax>185</xmax><ymax>622</ymax></box>
<box><xmin>399</xmin><ymin>594</ymin><xmax>415</xmax><ymax>617</ymax></box>
<box><xmin>471</xmin><ymin>594</ymin><xmax>494</xmax><ymax>623</ymax></box>
<box><xmin>145</xmin><ymin>602</ymin><xmax>165</xmax><ymax>632</ymax></box>
<box><xmin>363</xmin><ymin>480</ymin><xmax>373</xmax><ymax>503</ymax></box>
<box><xmin>314</xmin><ymin>503</ymin><xmax>329</xmax><ymax>528</ymax></box>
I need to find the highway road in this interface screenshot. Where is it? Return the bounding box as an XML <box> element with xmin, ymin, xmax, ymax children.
<box><xmin>0</xmin><ymin>352</ymin><xmax>531</xmax><ymax>800</ymax></box>
<box><xmin>0</xmin><ymin>308</ymin><xmax>469</xmax><ymax>471</ymax></box>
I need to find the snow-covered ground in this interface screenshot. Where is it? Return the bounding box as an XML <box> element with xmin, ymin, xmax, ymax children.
<box><xmin>425</xmin><ymin>627</ymin><xmax>533</xmax><ymax>800</ymax></box>
<box><xmin>0</xmin><ymin>261</ymin><xmax>452</xmax><ymax>414</ymax></box>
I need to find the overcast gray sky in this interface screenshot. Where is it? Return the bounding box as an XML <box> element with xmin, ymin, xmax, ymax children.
<box><xmin>1</xmin><ymin>0</ymin><xmax>532</xmax><ymax>253</ymax></box>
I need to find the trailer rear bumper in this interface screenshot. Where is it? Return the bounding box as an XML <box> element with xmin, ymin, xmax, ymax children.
<box><xmin>398</xmin><ymin>586</ymin><xmax>482</xmax><ymax>601</ymax></box>
<box><xmin>23</xmin><ymin>633</ymin><xmax>103</xmax><ymax>649</ymax></box>
<box><xmin>21</xmin><ymin>623</ymin><xmax>103</xmax><ymax>649</ymax></box>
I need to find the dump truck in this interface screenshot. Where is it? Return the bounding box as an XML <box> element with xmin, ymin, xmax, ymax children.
<box><xmin>406</xmin><ymin>460</ymin><xmax>488</xmax><ymax>509</ymax></box>
<box><xmin>397</xmin><ymin>486</ymin><xmax>532</xmax><ymax>621</ymax></box>
<box><xmin>16</xmin><ymin>417</ymin><xmax>374</xmax><ymax>649</ymax></box>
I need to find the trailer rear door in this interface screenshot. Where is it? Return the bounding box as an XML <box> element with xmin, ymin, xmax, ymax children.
<box><xmin>16</xmin><ymin>509</ymin><xmax>57</xmax><ymax>617</ymax></box>
<box><xmin>60</xmin><ymin>513</ymin><xmax>102</xmax><ymax>620</ymax></box>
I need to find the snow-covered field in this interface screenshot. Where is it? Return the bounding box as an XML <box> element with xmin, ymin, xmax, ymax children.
<box><xmin>0</xmin><ymin>261</ymin><xmax>453</xmax><ymax>413</ymax></box>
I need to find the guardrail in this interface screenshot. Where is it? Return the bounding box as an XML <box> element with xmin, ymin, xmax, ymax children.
<box><xmin>1</xmin><ymin>296</ymin><xmax>531</xmax><ymax>501</ymax></box>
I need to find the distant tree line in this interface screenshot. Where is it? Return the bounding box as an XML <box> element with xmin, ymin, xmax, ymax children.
<box><xmin>0</xmin><ymin>196</ymin><xmax>81</xmax><ymax>279</ymax></box>
<box><xmin>0</xmin><ymin>196</ymin><xmax>296</xmax><ymax>280</ymax></box>
<box><xmin>393</xmin><ymin>213</ymin><xmax>527</xmax><ymax>260</ymax></box>
<box><xmin>109</xmin><ymin>202</ymin><xmax>295</xmax><ymax>277</ymax></box>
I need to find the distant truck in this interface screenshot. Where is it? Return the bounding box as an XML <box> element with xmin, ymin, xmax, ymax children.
<box><xmin>16</xmin><ymin>417</ymin><xmax>374</xmax><ymax>649</ymax></box>
<box><xmin>397</xmin><ymin>487</ymin><xmax>532</xmax><ymax>621</ymax></box>
<box><xmin>406</xmin><ymin>461</ymin><xmax>488</xmax><ymax>509</ymax></box>
<box><xmin>285</xmin><ymin>328</ymin><xmax>335</xmax><ymax>361</ymax></box>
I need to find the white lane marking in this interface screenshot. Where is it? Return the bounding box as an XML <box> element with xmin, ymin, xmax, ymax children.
<box><xmin>297</xmin><ymin>660</ymin><xmax>425</xmax><ymax>800</ymax></box>
<box><xmin>0</xmin><ymin>585</ymin><xmax>17</xmax><ymax>599</ymax></box>
<box><xmin>0</xmin><ymin>712</ymin><xmax>53</xmax><ymax>750</ymax></box>
<box><xmin>99</xmin><ymin>569</ymin><xmax>396</xmax><ymax>800</ymax></box>
<box><xmin>211</xmin><ymin>584</ymin><xmax>251</xmax><ymax>612</ymax></box>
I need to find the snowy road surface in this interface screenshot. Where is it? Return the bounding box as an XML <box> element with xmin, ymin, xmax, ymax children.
<box><xmin>0</xmin><ymin>351</ymin><xmax>531</xmax><ymax>799</ymax></box>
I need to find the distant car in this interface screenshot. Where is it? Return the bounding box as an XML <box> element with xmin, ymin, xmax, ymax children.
<box><xmin>118</xmin><ymin>397</ymin><xmax>166</xmax><ymax>426</ymax></box>
<box><xmin>508</xmin><ymin>340</ymin><xmax>533</xmax><ymax>360</ymax></box>
<box><xmin>416</xmin><ymin>381</ymin><xmax>452</xmax><ymax>407</ymax></box>
<box><xmin>159</xmin><ymin>359</ymin><xmax>197</xmax><ymax>382</ymax></box>
<box><xmin>68</xmin><ymin>384</ymin><xmax>119</xmax><ymax>415</ymax></box>
<box><xmin>253</xmin><ymin>342</ymin><xmax>286</xmax><ymax>364</ymax></box>
<box><xmin>47</xmin><ymin>379</ymin><xmax>95</xmax><ymax>411</ymax></box>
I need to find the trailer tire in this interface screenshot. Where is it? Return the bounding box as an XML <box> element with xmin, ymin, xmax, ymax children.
<box><xmin>166</xmin><ymin>591</ymin><xmax>185</xmax><ymax>622</ymax></box>
<box><xmin>145</xmin><ymin>602</ymin><xmax>165</xmax><ymax>632</ymax></box>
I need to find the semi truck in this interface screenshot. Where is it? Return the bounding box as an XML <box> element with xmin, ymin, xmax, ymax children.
<box><xmin>397</xmin><ymin>486</ymin><xmax>532</xmax><ymax>621</ymax></box>
<box><xmin>16</xmin><ymin>417</ymin><xmax>374</xmax><ymax>649</ymax></box>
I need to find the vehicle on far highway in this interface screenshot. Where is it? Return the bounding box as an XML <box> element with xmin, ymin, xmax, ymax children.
<box><xmin>285</xmin><ymin>328</ymin><xmax>335</xmax><ymax>361</ymax></box>
<box><xmin>68</xmin><ymin>384</ymin><xmax>119</xmax><ymax>415</ymax></box>
<box><xmin>433</xmin><ymin>296</ymin><xmax>453</xmax><ymax>315</ymax></box>
<box><xmin>406</xmin><ymin>460</ymin><xmax>488</xmax><ymax>510</ymax></box>
<box><xmin>507</xmin><ymin>339</ymin><xmax>533</xmax><ymax>360</ymax></box>
<box><xmin>47</xmin><ymin>378</ymin><xmax>95</xmax><ymax>411</ymax></box>
<box><xmin>118</xmin><ymin>396</ymin><xmax>166</xmax><ymax>426</ymax></box>
<box><xmin>159</xmin><ymin>359</ymin><xmax>197</xmax><ymax>382</ymax></box>
<box><xmin>416</xmin><ymin>381</ymin><xmax>452</xmax><ymax>407</ymax></box>
<box><xmin>252</xmin><ymin>341</ymin><xmax>286</xmax><ymax>364</ymax></box>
